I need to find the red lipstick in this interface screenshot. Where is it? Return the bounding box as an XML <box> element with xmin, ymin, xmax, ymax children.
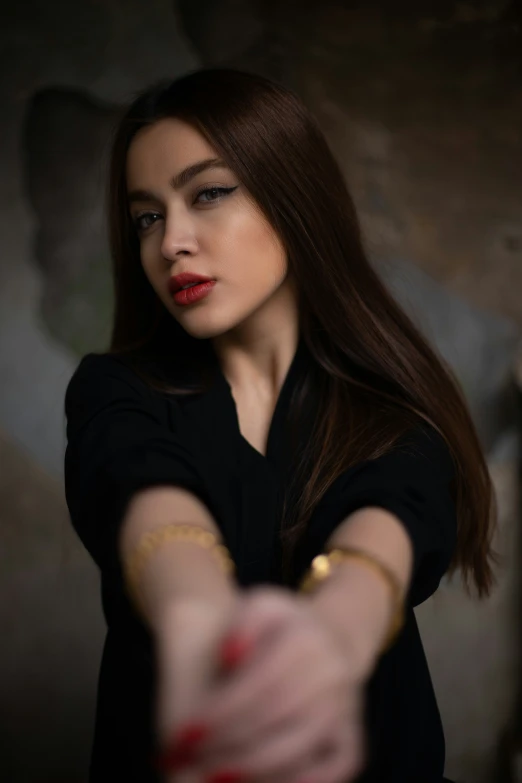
<box><xmin>169</xmin><ymin>272</ymin><xmax>216</xmax><ymax>306</ymax></box>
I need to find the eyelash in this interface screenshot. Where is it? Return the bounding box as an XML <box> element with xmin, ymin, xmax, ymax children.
<box><xmin>133</xmin><ymin>186</ymin><xmax>238</xmax><ymax>233</ymax></box>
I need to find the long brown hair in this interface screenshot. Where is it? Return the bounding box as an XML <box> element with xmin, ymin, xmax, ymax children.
<box><xmin>107</xmin><ymin>67</ymin><xmax>496</xmax><ymax>597</ymax></box>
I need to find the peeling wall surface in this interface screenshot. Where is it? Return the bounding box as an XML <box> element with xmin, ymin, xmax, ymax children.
<box><xmin>1</xmin><ymin>1</ymin><xmax>520</xmax><ymax>781</ymax></box>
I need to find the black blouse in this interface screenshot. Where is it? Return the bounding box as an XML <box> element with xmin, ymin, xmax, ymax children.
<box><xmin>64</xmin><ymin>334</ymin><xmax>457</xmax><ymax>783</ymax></box>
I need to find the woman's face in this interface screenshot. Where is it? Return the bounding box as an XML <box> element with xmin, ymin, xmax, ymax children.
<box><xmin>126</xmin><ymin>117</ymin><xmax>293</xmax><ymax>340</ymax></box>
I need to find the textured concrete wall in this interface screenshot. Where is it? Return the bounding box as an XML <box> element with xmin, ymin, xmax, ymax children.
<box><xmin>0</xmin><ymin>3</ymin><xmax>196</xmax><ymax>780</ymax></box>
<box><xmin>1</xmin><ymin>1</ymin><xmax>520</xmax><ymax>780</ymax></box>
<box><xmin>0</xmin><ymin>430</ymin><xmax>104</xmax><ymax>781</ymax></box>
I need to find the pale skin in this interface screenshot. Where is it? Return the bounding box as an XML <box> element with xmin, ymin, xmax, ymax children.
<box><xmin>121</xmin><ymin>117</ymin><xmax>414</xmax><ymax>782</ymax></box>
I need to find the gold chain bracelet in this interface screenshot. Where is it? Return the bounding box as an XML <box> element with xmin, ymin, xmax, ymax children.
<box><xmin>299</xmin><ymin>547</ymin><xmax>405</xmax><ymax>655</ymax></box>
<box><xmin>123</xmin><ymin>523</ymin><xmax>236</xmax><ymax>618</ymax></box>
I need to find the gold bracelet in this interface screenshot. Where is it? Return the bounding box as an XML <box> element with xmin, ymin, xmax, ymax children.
<box><xmin>123</xmin><ymin>523</ymin><xmax>236</xmax><ymax>618</ymax></box>
<box><xmin>298</xmin><ymin>547</ymin><xmax>405</xmax><ymax>655</ymax></box>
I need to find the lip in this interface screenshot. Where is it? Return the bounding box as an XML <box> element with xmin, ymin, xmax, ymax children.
<box><xmin>172</xmin><ymin>280</ymin><xmax>216</xmax><ymax>306</ymax></box>
<box><xmin>169</xmin><ymin>272</ymin><xmax>215</xmax><ymax>295</ymax></box>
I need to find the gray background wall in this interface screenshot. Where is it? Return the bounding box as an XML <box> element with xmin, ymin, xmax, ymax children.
<box><xmin>1</xmin><ymin>1</ymin><xmax>521</xmax><ymax>781</ymax></box>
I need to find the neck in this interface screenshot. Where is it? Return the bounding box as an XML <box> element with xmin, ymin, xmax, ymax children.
<box><xmin>212</xmin><ymin>283</ymin><xmax>300</xmax><ymax>400</ymax></box>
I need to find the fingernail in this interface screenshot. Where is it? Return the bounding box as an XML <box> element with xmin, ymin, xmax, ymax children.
<box><xmin>219</xmin><ymin>634</ymin><xmax>254</xmax><ymax>670</ymax></box>
<box><xmin>155</xmin><ymin>742</ymin><xmax>197</xmax><ymax>772</ymax></box>
<box><xmin>175</xmin><ymin>723</ymin><xmax>209</xmax><ymax>748</ymax></box>
<box><xmin>156</xmin><ymin>723</ymin><xmax>209</xmax><ymax>772</ymax></box>
<box><xmin>205</xmin><ymin>771</ymin><xmax>246</xmax><ymax>783</ymax></box>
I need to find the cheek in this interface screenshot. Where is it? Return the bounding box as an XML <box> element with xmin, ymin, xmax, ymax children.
<box><xmin>233</xmin><ymin>215</ymin><xmax>287</xmax><ymax>287</ymax></box>
<box><xmin>254</xmin><ymin>228</ymin><xmax>287</xmax><ymax>288</ymax></box>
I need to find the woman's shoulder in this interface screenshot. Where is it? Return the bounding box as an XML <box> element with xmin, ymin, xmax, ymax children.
<box><xmin>392</xmin><ymin>422</ymin><xmax>456</xmax><ymax>478</ymax></box>
<box><xmin>71</xmin><ymin>350</ymin><xmax>206</xmax><ymax>391</ymax></box>
<box><xmin>64</xmin><ymin>352</ymin><xmax>170</xmax><ymax>433</ymax></box>
<box><xmin>66</xmin><ymin>351</ymin><xmax>153</xmax><ymax>399</ymax></box>
<box><xmin>72</xmin><ymin>353</ymin><xmax>144</xmax><ymax>381</ymax></box>
<box><xmin>64</xmin><ymin>350</ymin><xmax>208</xmax><ymax>430</ymax></box>
<box><xmin>370</xmin><ymin>421</ymin><xmax>456</xmax><ymax>480</ymax></box>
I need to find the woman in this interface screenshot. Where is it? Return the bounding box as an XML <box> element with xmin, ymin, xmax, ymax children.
<box><xmin>64</xmin><ymin>68</ymin><xmax>496</xmax><ymax>783</ymax></box>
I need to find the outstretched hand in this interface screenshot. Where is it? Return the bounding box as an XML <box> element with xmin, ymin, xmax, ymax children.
<box><xmin>160</xmin><ymin>585</ymin><xmax>366</xmax><ymax>783</ymax></box>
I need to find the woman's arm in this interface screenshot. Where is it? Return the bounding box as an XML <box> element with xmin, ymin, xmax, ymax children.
<box><xmin>119</xmin><ymin>484</ymin><xmax>238</xmax><ymax>633</ymax></box>
<box><xmin>300</xmin><ymin>424</ymin><xmax>457</xmax><ymax>674</ymax></box>
<box><xmin>64</xmin><ymin>353</ymin><xmax>239</xmax><ymax>627</ymax></box>
<box><xmin>119</xmin><ymin>484</ymin><xmax>245</xmax><ymax>763</ymax></box>
<box><xmin>163</xmin><ymin>511</ymin><xmax>409</xmax><ymax>781</ymax></box>
<box><xmin>304</xmin><ymin>507</ymin><xmax>413</xmax><ymax>678</ymax></box>
<box><xmin>64</xmin><ymin>355</ymin><xmax>245</xmax><ymax>761</ymax></box>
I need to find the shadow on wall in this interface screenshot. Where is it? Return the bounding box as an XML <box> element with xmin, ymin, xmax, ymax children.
<box><xmin>21</xmin><ymin>88</ymin><xmax>119</xmax><ymax>357</ymax></box>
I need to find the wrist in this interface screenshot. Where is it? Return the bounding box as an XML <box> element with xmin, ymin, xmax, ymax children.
<box><xmin>303</xmin><ymin>562</ymin><xmax>397</xmax><ymax>680</ymax></box>
<box><xmin>152</xmin><ymin>588</ymin><xmax>239</xmax><ymax>640</ymax></box>
<box><xmin>153</xmin><ymin>594</ymin><xmax>239</xmax><ymax>701</ymax></box>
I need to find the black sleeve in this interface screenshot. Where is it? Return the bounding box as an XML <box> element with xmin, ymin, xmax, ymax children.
<box><xmin>310</xmin><ymin>425</ymin><xmax>458</xmax><ymax>607</ymax></box>
<box><xmin>64</xmin><ymin>353</ymin><xmax>219</xmax><ymax>573</ymax></box>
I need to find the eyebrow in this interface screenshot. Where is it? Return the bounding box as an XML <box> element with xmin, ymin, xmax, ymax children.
<box><xmin>127</xmin><ymin>158</ymin><xmax>230</xmax><ymax>204</ymax></box>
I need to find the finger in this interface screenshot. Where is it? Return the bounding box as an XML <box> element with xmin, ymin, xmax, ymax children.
<box><xmin>197</xmin><ymin>625</ymin><xmax>348</xmax><ymax>750</ymax></box>
<box><xmin>219</xmin><ymin>588</ymin><xmax>295</xmax><ymax>656</ymax></box>
<box><xmin>218</xmin><ymin>632</ymin><xmax>256</xmax><ymax>672</ymax></box>
<box><xmin>190</xmin><ymin>632</ymin><xmax>292</xmax><ymax>730</ymax></box>
<box><xmin>195</xmin><ymin>696</ymin><xmax>342</xmax><ymax>782</ymax></box>
<box><xmin>199</xmin><ymin>658</ymin><xmax>349</xmax><ymax>757</ymax></box>
<box><xmin>174</xmin><ymin>591</ymin><xmax>290</xmax><ymax>725</ymax></box>
<box><xmin>158</xmin><ymin>593</ymin><xmax>294</xmax><ymax>775</ymax></box>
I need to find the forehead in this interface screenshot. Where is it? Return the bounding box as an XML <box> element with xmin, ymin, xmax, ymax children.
<box><xmin>126</xmin><ymin>118</ymin><xmax>217</xmax><ymax>185</ymax></box>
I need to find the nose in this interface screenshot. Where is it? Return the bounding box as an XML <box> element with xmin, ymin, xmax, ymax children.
<box><xmin>160</xmin><ymin>213</ymin><xmax>198</xmax><ymax>262</ymax></box>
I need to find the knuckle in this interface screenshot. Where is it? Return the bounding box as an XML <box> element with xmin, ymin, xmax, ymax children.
<box><xmin>240</xmin><ymin>717</ymin><xmax>328</xmax><ymax>778</ymax></box>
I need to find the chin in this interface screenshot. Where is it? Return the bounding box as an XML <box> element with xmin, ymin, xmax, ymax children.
<box><xmin>174</xmin><ymin>311</ymin><xmax>239</xmax><ymax>341</ymax></box>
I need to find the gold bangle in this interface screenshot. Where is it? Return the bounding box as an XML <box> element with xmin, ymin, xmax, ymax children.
<box><xmin>123</xmin><ymin>523</ymin><xmax>236</xmax><ymax>618</ymax></box>
<box><xmin>299</xmin><ymin>547</ymin><xmax>405</xmax><ymax>655</ymax></box>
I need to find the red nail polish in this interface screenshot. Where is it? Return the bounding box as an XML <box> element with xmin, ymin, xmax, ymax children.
<box><xmin>155</xmin><ymin>742</ymin><xmax>197</xmax><ymax>772</ymax></box>
<box><xmin>156</xmin><ymin>723</ymin><xmax>209</xmax><ymax>772</ymax></box>
<box><xmin>175</xmin><ymin>723</ymin><xmax>209</xmax><ymax>747</ymax></box>
<box><xmin>219</xmin><ymin>634</ymin><xmax>253</xmax><ymax>670</ymax></box>
<box><xmin>206</xmin><ymin>771</ymin><xmax>245</xmax><ymax>783</ymax></box>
